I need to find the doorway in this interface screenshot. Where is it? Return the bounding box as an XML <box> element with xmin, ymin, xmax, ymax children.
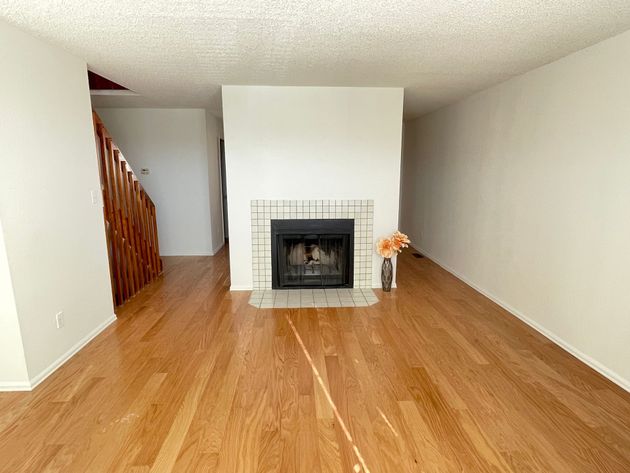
<box><xmin>219</xmin><ymin>139</ymin><xmax>229</xmax><ymax>242</ymax></box>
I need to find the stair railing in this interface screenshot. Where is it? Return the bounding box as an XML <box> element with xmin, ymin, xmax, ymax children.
<box><xmin>93</xmin><ymin>111</ymin><xmax>163</xmax><ymax>306</ymax></box>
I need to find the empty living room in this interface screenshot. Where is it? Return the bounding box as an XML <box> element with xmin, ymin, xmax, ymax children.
<box><xmin>1</xmin><ymin>1</ymin><xmax>630</xmax><ymax>472</ymax></box>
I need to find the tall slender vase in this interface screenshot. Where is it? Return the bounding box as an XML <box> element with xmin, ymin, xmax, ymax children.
<box><xmin>381</xmin><ymin>257</ymin><xmax>393</xmax><ymax>292</ymax></box>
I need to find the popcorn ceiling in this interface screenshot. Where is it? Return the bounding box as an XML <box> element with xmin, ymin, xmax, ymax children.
<box><xmin>1</xmin><ymin>0</ymin><xmax>629</xmax><ymax>118</ymax></box>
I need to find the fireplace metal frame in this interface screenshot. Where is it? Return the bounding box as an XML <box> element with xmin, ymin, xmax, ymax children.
<box><xmin>270</xmin><ymin>219</ymin><xmax>354</xmax><ymax>289</ymax></box>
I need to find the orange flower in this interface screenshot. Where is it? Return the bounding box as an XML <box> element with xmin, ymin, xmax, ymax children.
<box><xmin>376</xmin><ymin>231</ymin><xmax>411</xmax><ymax>258</ymax></box>
<box><xmin>391</xmin><ymin>231</ymin><xmax>410</xmax><ymax>252</ymax></box>
<box><xmin>376</xmin><ymin>238</ymin><xmax>395</xmax><ymax>258</ymax></box>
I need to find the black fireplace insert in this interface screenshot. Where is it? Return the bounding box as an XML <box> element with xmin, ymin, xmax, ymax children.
<box><xmin>271</xmin><ymin>219</ymin><xmax>354</xmax><ymax>289</ymax></box>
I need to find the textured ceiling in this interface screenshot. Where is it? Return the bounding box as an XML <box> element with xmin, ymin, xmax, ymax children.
<box><xmin>2</xmin><ymin>1</ymin><xmax>630</xmax><ymax>118</ymax></box>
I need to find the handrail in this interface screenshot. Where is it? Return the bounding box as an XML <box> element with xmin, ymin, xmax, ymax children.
<box><xmin>93</xmin><ymin>111</ymin><xmax>162</xmax><ymax>306</ymax></box>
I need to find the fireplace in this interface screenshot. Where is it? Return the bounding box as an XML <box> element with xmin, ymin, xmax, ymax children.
<box><xmin>271</xmin><ymin>219</ymin><xmax>354</xmax><ymax>289</ymax></box>
<box><xmin>250</xmin><ymin>200</ymin><xmax>372</xmax><ymax>290</ymax></box>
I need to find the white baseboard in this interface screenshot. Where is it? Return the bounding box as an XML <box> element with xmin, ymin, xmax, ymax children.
<box><xmin>24</xmin><ymin>314</ymin><xmax>117</xmax><ymax>391</ymax></box>
<box><xmin>230</xmin><ymin>285</ymin><xmax>253</xmax><ymax>291</ymax></box>
<box><xmin>371</xmin><ymin>283</ymin><xmax>397</xmax><ymax>289</ymax></box>
<box><xmin>417</xmin><ymin>247</ymin><xmax>630</xmax><ymax>393</ymax></box>
<box><xmin>0</xmin><ymin>380</ymin><xmax>32</xmax><ymax>392</ymax></box>
<box><xmin>211</xmin><ymin>241</ymin><xmax>225</xmax><ymax>255</ymax></box>
<box><xmin>161</xmin><ymin>252</ymin><xmax>214</xmax><ymax>257</ymax></box>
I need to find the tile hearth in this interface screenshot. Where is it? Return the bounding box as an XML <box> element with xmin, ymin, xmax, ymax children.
<box><xmin>248</xmin><ymin>288</ymin><xmax>379</xmax><ymax>308</ymax></box>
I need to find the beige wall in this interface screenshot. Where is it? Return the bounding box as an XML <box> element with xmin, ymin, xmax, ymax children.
<box><xmin>97</xmin><ymin>108</ymin><xmax>219</xmax><ymax>256</ymax></box>
<box><xmin>0</xmin><ymin>20</ymin><xmax>115</xmax><ymax>388</ymax></box>
<box><xmin>401</xmin><ymin>30</ymin><xmax>630</xmax><ymax>390</ymax></box>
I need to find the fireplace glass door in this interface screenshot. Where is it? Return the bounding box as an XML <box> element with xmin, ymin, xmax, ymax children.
<box><xmin>278</xmin><ymin>234</ymin><xmax>349</xmax><ymax>287</ymax></box>
<box><xmin>271</xmin><ymin>219</ymin><xmax>353</xmax><ymax>289</ymax></box>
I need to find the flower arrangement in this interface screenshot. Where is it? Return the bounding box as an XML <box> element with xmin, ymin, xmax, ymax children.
<box><xmin>376</xmin><ymin>231</ymin><xmax>410</xmax><ymax>292</ymax></box>
<box><xmin>376</xmin><ymin>231</ymin><xmax>410</xmax><ymax>259</ymax></box>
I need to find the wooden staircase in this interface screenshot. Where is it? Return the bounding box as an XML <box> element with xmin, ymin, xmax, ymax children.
<box><xmin>93</xmin><ymin>111</ymin><xmax>163</xmax><ymax>307</ymax></box>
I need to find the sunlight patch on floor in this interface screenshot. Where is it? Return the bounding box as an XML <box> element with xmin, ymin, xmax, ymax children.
<box><xmin>285</xmin><ymin>313</ymin><xmax>372</xmax><ymax>473</ymax></box>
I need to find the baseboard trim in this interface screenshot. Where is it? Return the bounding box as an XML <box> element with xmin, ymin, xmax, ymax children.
<box><xmin>417</xmin><ymin>247</ymin><xmax>630</xmax><ymax>393</ymax></box>
<box><xmin>211</xmin><ymin>241</ymin><xmax>225</xmax><ymax>255</ymax></box>
<box><xmin>371</xmin><ymin>283</ymin><xmax>397</xmax><ymax>289</ymax></box>
<box><xmin>161</xmin><ymin>252</ymin><xmax>214</xmax><ymax>257</ymax></box>
<box><xmin>27</xmin><ymin>314</ymin><xmax>117</xmax><ymax>391</ymax></box>
<box><xmin>230</xmin><ymin>285</ymin><xmax>253</xmax><ymax>291</ymax></box>
<box><xmin>0</xmin><ymin>380</ymin><xmax>32</xmax><ymax>392</ymax></box>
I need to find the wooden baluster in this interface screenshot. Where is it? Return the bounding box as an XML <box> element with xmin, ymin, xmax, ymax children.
<box><xmin>95</xmin><ymin>125</ymin><xmax>120</xmax><ymax>305</ymax></box>
<box><xmin>144</xmin><ymin>195</ymin><xmax>155</xmax><ymax>278</ymax></box>
<box><xmin>123</xmin><ymin>166</ymin><xmax>136</xmax><ymax>292</ymax></box>
<box><xmin>106</xmin><ymin>135</ymin><xmax>123</xmax><ymax>303</ymax></box>
<box><xmin>109</xmin><ymin>140</ymin><xmax>126</xmax><ymax>304</ymax></box>
<box><xmin>136</xmin><ymin>182</ymin><xmax>149</xmax><ymax>284</ymax></box>
<box><xmin>118</xmin><ymin>152</ymin><xmax>132</xmax><ymax>303</ymax></box>
<box><xmin>149</xmin><ymin>200</ymin><xmax>161</xmax><ymax>273</ymax></box>
<box><xmin>138</xmin><ymin>190</ymin><xmax>150</xmax><ymax>279</ymax></box>
<box><xmin>128</xmin><ymin>173</ymin><xmax>141</xmax><ymax>286</ymax></box>
<box><xmin>143</xmin><ymin>191</ymin><xmax>156</xmax><ymax>278</ymax></box>
<box><xmin>112</xmin><ymin>151</ymin><xmax>132</xmax><ymax>300</ymax></box>
<box><xmin>108</xmin><ymin>140</ymin><xmax>126</xmax><ymax>304</ymax></box>
<box><xmin>148</xmin><ymin>198</ymin><xmax>159</xmax><ymax>277</ymax></box>
<box><xmin>154</xmin><ymin>205</ymin><xmax>162</xmax><ymax>273</ymax></box>
<box><xmin>119</xmin><ymin>159</ymin><xmax>139</xmax><ymax>296</ymax></box>
<box><xmin>135</xmin><ymin>181</ymin><xmax>151</xmax><ymax>283</ymax></box>
<box><xmin>116</xmin><ymin>233</ymin><xmax>125</xmax><ymax>303</ymax></box>
<box><xmin>127</xmin><ymin>171</ymin><xmax>145</xmax><ymax>288</ymax></box>
<box><xmin>106</xmin><ymin>142</ymin><xmax>123</xmax><ymax>303</ymax></box>
<box><xmin>145</xmin><ymin>192</ymin><xmax>158</xmax><ymax>279</ymax></box>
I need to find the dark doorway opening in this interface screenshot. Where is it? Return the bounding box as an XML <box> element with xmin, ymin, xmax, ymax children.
<box><xmin>219</xmin><ymin>138</ymin><xmax>228</xmax><ymax>242</ymax></box>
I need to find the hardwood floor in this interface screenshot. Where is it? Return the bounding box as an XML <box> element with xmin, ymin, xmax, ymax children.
<box><xmin>1</xmin><ymin>247</ymin><xmax>629</xmax><ymax>472</ymax></box>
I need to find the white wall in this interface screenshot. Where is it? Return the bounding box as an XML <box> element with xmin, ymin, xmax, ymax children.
<box><xmin>401</xmin><ymin>30</ymin><xmax>630</xmax><ymax>390</ymax></box>
<box><xmin>222</xmin><ymin>86</ymin><xmax>404</xmax><ymax>289</ymax></box>
<box><xmin>206</xmin><ymin>110</ymin><xmax>225</xmax><ymax>253</ymax></box>
<box><xmin>96</xmin><ymin>108</ymin><xmax>216</xmax><ymax>255</ymax></box>
<box><xmin>0</xmin><ymin>20</ymin><xmax>115</xmax><ymax>387</ymax></box>
<box><xmin>0</xmin><ymin>219</ymin><xmax>29</xmax><ymax>388</ymax></box>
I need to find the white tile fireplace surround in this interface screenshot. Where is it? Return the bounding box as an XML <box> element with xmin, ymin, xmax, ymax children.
<box><xmin>251</xmin><ymin>199</ymin><xmax>374</xmax><ymax>290</ymax></box>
